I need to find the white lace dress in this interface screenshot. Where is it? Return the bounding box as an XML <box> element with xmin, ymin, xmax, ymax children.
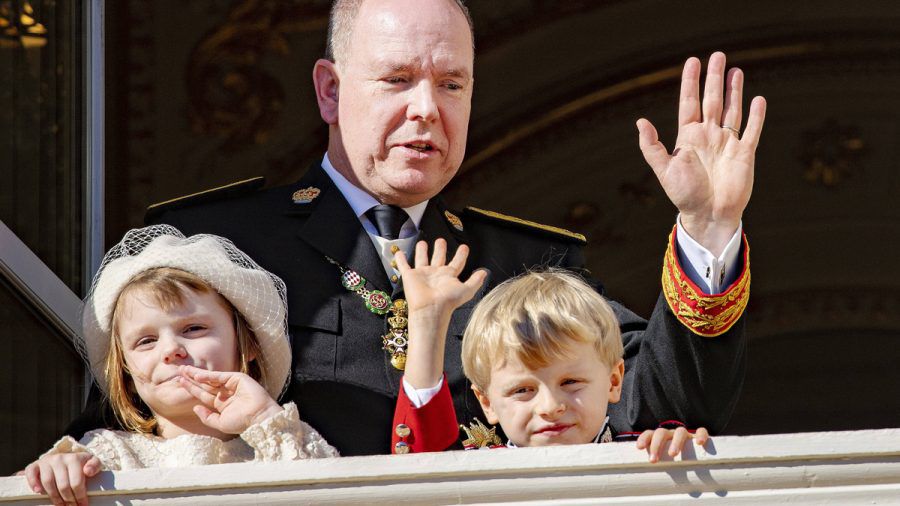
<box><xmin>42</xmin><ymin>403</ymin><xmax>338</xmax><ymax>470</ymax></box>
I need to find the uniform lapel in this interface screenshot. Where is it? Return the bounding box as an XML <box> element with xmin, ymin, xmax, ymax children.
<box><xmin>391</xmin><ymin>196</ymin><xmax>466</xmax><ymax>297</ymax></box>
<box><xmin>292</xmin><ymin>165</ymin><xmax>391</xmax><ymax>292</ymax></box>
<box><xmin>415</xmin><ymin>197</ymin><xmax>463</xmax><ymax>263</ymax></box>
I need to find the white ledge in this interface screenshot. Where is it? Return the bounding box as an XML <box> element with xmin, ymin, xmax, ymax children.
<box><xmin>2</xmin><ymin>429</ymin><xmax>899</xmax><ymax>504</ymax></box>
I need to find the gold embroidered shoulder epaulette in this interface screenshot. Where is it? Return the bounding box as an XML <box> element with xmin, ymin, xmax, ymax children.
<box><xmin>144</xmin><ymin>177</ymin><xmax>265</xmax><ymax>223</ymax></box>
<box><xmin>463</xmin><ymin>206</ymin><xmax>586</xmax><ymax>244</ymax></box>
<box><xmin>661</xmin><ymin>225</ymin><xmax>750</xmax><ymax>338</ymax></box>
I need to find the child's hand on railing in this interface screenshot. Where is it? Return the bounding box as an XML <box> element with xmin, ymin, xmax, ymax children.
<box><xmin>177</xmin><ymin>365</ymin><xmax>282</xmax><ymax>434</ymax></box>
<box><xmin>636</xmin><ymin>426</ymin><xmax>710</xmax><ymax>463</ymax></box>
<box><xmin>24</xmin><ymin>451</ymin><xmax>101</xmax><ymax>506</ymax></box>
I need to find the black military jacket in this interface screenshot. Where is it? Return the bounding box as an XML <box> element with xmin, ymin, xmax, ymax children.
<box><xmin>69</xmin><ymin>163</ymin><xmax>746</xmax><ymax>456</ymax></box>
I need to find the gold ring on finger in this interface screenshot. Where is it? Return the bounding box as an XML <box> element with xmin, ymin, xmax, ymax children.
<box><xmin>722</xmin><ymin>125</ymin><xmax>740</xmax><ymax>137</ymax></box>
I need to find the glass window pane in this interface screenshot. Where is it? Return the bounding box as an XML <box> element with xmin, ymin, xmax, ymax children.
<box><xmin>0</xmin><ymin>0</ymin><xmax>84</xmax><ymax>295</ymax></box>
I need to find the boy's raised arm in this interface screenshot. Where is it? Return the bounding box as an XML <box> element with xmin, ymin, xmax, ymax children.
<box><xmin>390</xmin><ymin>239</ymin><xmax>487</xmax><ymax>453</ymax></box>
<box><xmin>398</xmin><ymin>239</ymin><xmax>486</xmax><ymax>390</ymax></box>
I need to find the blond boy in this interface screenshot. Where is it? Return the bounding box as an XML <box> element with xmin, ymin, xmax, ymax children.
<box><xmin>393</xmin><ymin>239</ymin><xmax>707</xmax><ymax>459</ymax></box>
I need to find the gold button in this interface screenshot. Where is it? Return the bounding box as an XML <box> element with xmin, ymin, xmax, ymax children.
<box><xmin>390</xmin><ymin>245</ymin><xmax>400</xmax><ymax>254</ymax></box>
<box><xmin>394</xmin><ymin>441</ymin><xmax>410</xmax><ymax>454</ymax></box>
<box><xmin>391</xmin><ymin>275</ymin><xmax>399</xmax><ymax>283</ymax></box>
<box><xmin>395</xmin><ymin>423</ymin><xmax>411</xmax><ymax>437</ymax></box>
<box><xmin>390</xmin><ymin>260</ymin><xmax>398</xmax><ymax>268</ymax></box>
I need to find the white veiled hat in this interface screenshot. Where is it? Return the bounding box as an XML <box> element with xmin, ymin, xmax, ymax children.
<box><xmin>80</xmin><ymin>225</ymin><xmax>290</xmax><ymax>400</ymax></box>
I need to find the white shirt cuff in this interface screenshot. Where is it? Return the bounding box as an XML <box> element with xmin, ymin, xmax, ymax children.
<box><xmin>675</xmin><ymin>215</ymin><xmax>743</xmax><ymax>294</ymax></box>
<box><xmin>402</xmin><ymin>376</ymin><xmax>444</xmax><ymax>408</ymax></box>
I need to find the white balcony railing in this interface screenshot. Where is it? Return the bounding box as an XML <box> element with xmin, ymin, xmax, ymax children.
<box><xmin>2</xmin><ymin>428</ymin><xmax>898</xmax><ymax>504</ymax></box>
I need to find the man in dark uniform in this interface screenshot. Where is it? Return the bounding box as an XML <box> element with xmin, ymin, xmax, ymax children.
<box><xmin>70</xmin><ymin>0</ymin><xmax>766</xmax><ymax>456</ymax></box>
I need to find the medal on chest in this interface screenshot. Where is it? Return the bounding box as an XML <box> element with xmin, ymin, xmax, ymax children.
<box><xmin>329</xmin><ymin>257</ymin><xmax>409</xmax><ymax>370</ymax></box>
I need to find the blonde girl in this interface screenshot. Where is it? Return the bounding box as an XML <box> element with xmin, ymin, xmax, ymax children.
<box><xmin>25</xmin><ymin>225</ymin><xmax>337</xmax><ymax>505</ymax></box>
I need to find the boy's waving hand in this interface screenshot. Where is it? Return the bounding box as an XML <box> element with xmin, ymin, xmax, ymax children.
<box><xmin>395</xmin><ymin>239</ymin><xmax>487</xmax><ymax>389</ymax></box>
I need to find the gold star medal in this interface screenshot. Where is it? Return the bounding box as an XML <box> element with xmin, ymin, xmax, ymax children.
<box><xmin>460</xmin><ymin>418</ymin><xmax>502</xmax><ymax>449</ymax></box>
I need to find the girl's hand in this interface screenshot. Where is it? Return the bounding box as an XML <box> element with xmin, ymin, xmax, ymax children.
<box><xmin>24</xmin><ymin>452</ymin><xmax>101</xmax><ymax>506</ymax></box>
<box><xmin>636</xmin><ymin>426</ymin><xmax>710</xmax><ymax>463</ymax></box>
<box><xmin>177</xmin><ymin>365</ymin><xmax>282</xmax><ymax>435</ymax></box>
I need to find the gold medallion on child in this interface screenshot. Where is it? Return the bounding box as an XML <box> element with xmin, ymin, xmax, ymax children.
<box><xmin>444</xmin><ymin>210</ymin><xmax>463</xmax><ymax>231</ymax></box>
<box><xmin>292</xmin><ymin>186</ymin><xmax>321</xmax><ymax>204</ymax></box>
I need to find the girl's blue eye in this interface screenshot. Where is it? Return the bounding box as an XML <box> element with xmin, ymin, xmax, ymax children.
<box><xmin>136</xmin><ymin>336</ymin><xmax>156</xmax><ymax>347</ymax></box>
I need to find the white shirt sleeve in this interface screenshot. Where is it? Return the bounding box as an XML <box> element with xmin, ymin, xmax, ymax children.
<box><xmin>674</xmin><ymin>215</ymin><xmax>743</xmax><ymax>294</ymax></box>
<box><xmin>402</xmin><ymin>376</ymin><xmax>444</xmax><ymax>408</ymax></box>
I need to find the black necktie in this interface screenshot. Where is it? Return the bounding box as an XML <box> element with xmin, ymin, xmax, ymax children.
<box><xmin>365</xmin><ymin>205</ymin><xmax>408</xmax><ymax>240</ymax></box>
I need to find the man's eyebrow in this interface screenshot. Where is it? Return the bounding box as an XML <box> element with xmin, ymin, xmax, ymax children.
<box><xmin>443</xmin><ymin>68</ymin><xmax>471</xmax><ymax>80</ymax></box>
<box><xmin>376</xmin><ymin>61</ymin><xmax>471</xmax><ymax>80</ymax></box>
<box><xmin>384</xmin><ymin>62</ymin><xmax>414</xmax><ymax>73</ymax></box>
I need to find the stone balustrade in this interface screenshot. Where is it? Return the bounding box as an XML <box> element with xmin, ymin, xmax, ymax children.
<box><xmin>2</xmin><ymin>428</ymin><xmax>898</xmax><ymax>504</ymax></box>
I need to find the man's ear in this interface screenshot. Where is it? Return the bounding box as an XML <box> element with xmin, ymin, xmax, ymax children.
<box><xmin>313</xmin><ymin>59</ymin><xmax>340</xmax><ymax>125</ymax></box>
<box><xmin>607</xmin><ymin>358</ymin><xmax>625</xmax><ymax>404</ymax></box>
<box><xmin>472</xmin><ymin>384</ymin><xmax>500</xmax><ymax>425</ymax></box>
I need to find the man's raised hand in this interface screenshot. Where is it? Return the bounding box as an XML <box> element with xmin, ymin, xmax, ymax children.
<box><xmin>637</xmin><ymin>52</ymin><xmax>766</xmax><ymax>256</ymax></box>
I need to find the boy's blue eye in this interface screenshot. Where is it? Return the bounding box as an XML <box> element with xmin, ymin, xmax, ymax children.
<box><xmin>509</xmin><ymin>386</ymin><xmax>533</xmax><ymax>396</ymax></box>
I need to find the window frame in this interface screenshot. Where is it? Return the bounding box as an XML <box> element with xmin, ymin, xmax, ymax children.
<box><xmin>0</xmin><ymin>0</ymin><xmax>104</xmax><ymax>402</ymax></box>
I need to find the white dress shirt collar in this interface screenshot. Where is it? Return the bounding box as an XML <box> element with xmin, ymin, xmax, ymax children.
<box><xmin>321</xmin><ymin>153</ymin><xmax>428</xmax><ymax>237</ymax></box>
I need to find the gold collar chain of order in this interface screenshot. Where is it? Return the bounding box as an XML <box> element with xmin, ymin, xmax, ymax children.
<box><xmin>326</xmin><ymin>257</ymin><xmax>409</xmax><ymax>370</ymax></box>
